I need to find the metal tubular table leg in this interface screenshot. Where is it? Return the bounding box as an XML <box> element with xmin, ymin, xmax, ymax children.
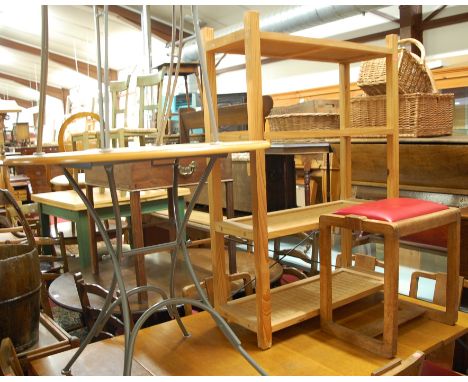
<box><xmin>60</xmin><ymin>155</ymin><xmax>266</xmax><ymax>376</ymax></box>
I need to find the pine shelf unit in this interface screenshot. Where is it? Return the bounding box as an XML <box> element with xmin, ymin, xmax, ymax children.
<box><xmin>202</xmin><ymin>11</ymin><xmax>399</xmax><ymax>349</ymax></box>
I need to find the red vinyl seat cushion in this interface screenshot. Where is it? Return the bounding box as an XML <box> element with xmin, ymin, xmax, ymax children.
<box><xmin>335</xmin><ymin>198</ymin><xmax>448</xmax><ymax>223</ymax></box>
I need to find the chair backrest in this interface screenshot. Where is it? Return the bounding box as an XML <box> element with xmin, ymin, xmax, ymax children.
<box><xmin>73</xmin><ymin>272</ymin><xmax>124</xmax><ymax>338</ymax></box>
<box><xmin>110</xmin><ymin>74</ymin><xmax>131</xmax><ymax>130</ymax></box>
<box><xmin>136</xmin><ymin>72</ymin><xmax>164</xmax><ymax>130</ymax></box>
<box><xmin>57</xmin><ymin>112</ymin><xmax>101</xmax><ymax>152</ymax></box>
<box><xmin>335</xmin><ymin>253</ymin><xmax>384</xmax><ymax>271</ymax></box>
<box><xmin>0</xmin><ymin>338</ymin><xmax>23</xmax><ymax>376</ymax></box>
<box><xmin>179</xmin><ymin>95</ymin><xmax>273</xmax><ymax>143</ymax></box>
<box><xmin>409</xmin><ymin>271</ymin><xmax>465</xmax><ymax>307</ymax></box>
<box><xmin>182</xmin><ymin>272</ymin><xmax>253</xmax><ymax>315</ymax></box>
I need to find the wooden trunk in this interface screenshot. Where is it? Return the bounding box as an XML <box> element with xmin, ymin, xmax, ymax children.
<box><xmin>85</xmin><ymin>156</ymin><xmax>233</xmax><ymax>191</ymax></box>
<box><xmin>0</xmin><ymin>244</ymin><xmax>41</xmax><ymax>352</ymax></box>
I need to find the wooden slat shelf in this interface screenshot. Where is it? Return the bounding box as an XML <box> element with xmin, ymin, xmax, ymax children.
<box><xmin>215</xmin><ymin>199</ymin><xmax>360</xmax><ymax>240</ymax></box>
<box><xmin>219</xmin><ymin>269</ymin><xmax>384</xmax><ymax>333</ymax></box>
<box><xmin>266</xmin><ymin>127</ymin><xmax>395</xmax><ymax>141</ymax></box>
<box><xmin>206</xmin><ymin>31</ymin><xmax>392</xmax><ymax>63</ymax></box>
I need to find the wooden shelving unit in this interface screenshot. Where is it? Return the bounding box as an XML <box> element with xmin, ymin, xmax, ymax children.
<box><xmin>202</xmin><ymin>11</ymin><xmax>399</xmax><ymax>349</ymax></box>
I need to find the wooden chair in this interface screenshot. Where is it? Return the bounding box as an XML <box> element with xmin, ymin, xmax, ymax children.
<box><xmin>335</xmin><ymin>253</ymin><xmax>384</xmax><ymax>271</ymax></box>
<box><xmin>408</xmin><ymin>271</ymin><xmax>467</xmax><ymax>371</ymax></box>
<box><xmin>279</xmin><ymin>266</ymin><xmax>308</xmax><ymax>286</ymax></box>
<box><xmin>372</xmin><ymin>350</ymin><xmax>425</xmax><ymax>376</ymax></box>
<box><xmin>52</xmin><ymin>112</ymin><xmax>101</xmax><ymax>235</ymax></box>
<box><xmin>409</xmin><ymin>271</ymin><xmax>466</xmax><ymax>307</ymax></box>
<box><xmin>372</xmin><ymin>350</ymin><xmax>463</xmax><ymax>376</ymax></box>
<box><xmin>0</xmin><ymin>338</ymin><xmax>23</xmax><ymax>376</ymax></box>
<box><xmin>182</xmin><ymin>272</ymin><xmax>253</xmax><ymax>316</ymax></box>
<box><xmin>273</xmin><ymin>232</ymin><xmax>319</xmax><ymax>276</ymax></box>
<box><xmin>137</xmin><ymin>72</ymin><xmax>164</xmax><ymax>131</ymax></box>
<box><xmin>73</xmin><ymin>272</ymin><xmax>125</xmax><ymax>340</ymax></box>
<box><xmin>110</xmin><ymin>74</ymin><xmax>131</xmax><ymax>130</ymax></box>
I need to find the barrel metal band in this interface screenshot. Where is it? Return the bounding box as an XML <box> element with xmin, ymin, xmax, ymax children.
<box><xmin>0</xmin><ymin>283</ymin><xmax>41</xmax><ymax>305</ymax></box>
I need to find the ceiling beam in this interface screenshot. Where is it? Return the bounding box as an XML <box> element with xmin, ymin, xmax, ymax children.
<box><xmin>347</xmin><ymin>28</ymin><xmax>400</xmax><ymax>44</ymax></box>
<box><xmin>0</xmin><ymin>94</ymin><xmax>35</xmax><ymax>109</ymax></box>
<box><xmin>107</xmin><ymin>5</ymin><xmax>190</xmax><ymax>42</ymax></box>
<box><xmin>0</xmin><ymin>72</ymin><xmax>69</xmax><ymax>103</ymax></box>
<box><xmin>370</xmin><ymin>10</ymin><xmax>399</xmax><ymax>24</ymax></box>
<box><xmin>0</xmin><ymin>37</ymin><xmax>117</xmax><ymax>81</ymax></box>
<box><xmin>423</xmin><ymin>12</ymin><xmax>468</xmax><ymax>30</ymax></box>
<box><xmin>424</xmin><ymin>5</ymin><xmax>447</xmax><ymax>23</ymax></box>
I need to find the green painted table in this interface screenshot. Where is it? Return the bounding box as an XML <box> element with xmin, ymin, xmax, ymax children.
<box><xmin>32</xmin><ymin>187</ymin><xmax>190</xmax><ymax>268</ymax></box>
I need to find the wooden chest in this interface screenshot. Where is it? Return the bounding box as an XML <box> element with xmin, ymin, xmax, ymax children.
<box><xmin>85</xmin><ymin>156</ymin><xmax>232</xmax><ymax>191</ymax></box>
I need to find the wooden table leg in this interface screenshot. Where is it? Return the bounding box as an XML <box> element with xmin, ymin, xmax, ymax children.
<box><xmin>86</xmin><ymin>185</ymin><xmax>99</xmax><ymax>275</ymax></box>
<box><xmin>76</xmin><ymin>212</ymin><xmax>92</xmax><ymax>269</ymax></box>
<box><xmin>38</xmin><ymin>204</ymin><xmax>52</xmax><ymax>255</ymax></box>
<box><xmin>129</xmin><ymin>191</ymin><xmax>148</xmax><ymax>304</ymax></box>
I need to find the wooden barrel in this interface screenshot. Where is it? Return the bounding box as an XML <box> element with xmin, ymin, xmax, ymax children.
<box><xmin>0</xmin><ymin>243</ymin><xmax>41</xmax><ymax>352</ymax></box>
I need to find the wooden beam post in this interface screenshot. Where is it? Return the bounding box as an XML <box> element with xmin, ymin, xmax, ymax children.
<box><xmin>386</xmin><ymin>34</ymin><xmax>400</xmax><ymax>198</ymax></box>
<box><xmin>244</xmin><ymin>10</ymin><xmax>272</xmax><ymax>350</ymax></box>
<box><xmin>202</xmin><ymin>27</ymin><xmax>230</xmax><ymax>307</ymax></box>
<box><xmin>399</xmin><ymin>5</ymin><xmax>423</xmax><ymax>54</ymax></box>
<box><xmin>339</xmin><ymin>62</ymin><xmax>353</xmax><ymax>267</ymax></box>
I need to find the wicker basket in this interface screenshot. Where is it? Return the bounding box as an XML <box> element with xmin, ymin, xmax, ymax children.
<box><xmin>267</xmin><ymin>113</ymin><xmax>339</xmax><ymax>132</ymax></box>
<box><xmin>350</xmin><ymin>93</ymin><xmax>454</xmax><ymax>137</ymax></box>
<box><xmin>357</xmin><ymin>38</ymin><xmax>436</xmax><ymax>96</ymax></box>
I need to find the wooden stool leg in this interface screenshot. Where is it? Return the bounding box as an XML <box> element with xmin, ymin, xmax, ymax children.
<box><xmin>382</xmin><ymin>231</ymin><xmax>399</xmax><ymax>357</ymax></box>
<box><xmin>320</xmin><ymin>222</ymin><xmax>333</xmax><ymax>324</ymax></box>
<box><xmin>340</xmin><ymin>228</ymin><xmax>353</xmax><ymax>268</ymax></box>
<box><xmin>311</xmin><ymin>231</ymin><xmax>319</xmax><ymax>275</ymax></box>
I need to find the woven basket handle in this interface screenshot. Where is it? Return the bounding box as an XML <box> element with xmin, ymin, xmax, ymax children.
<box><xmin>0</xmin><ymin>189</ymin><xmax>36</xmax><ymax>247</ymax></box>
<box><xmin>398</xmin><ymin>38</ymin><xmax>426</xmax><ymax>64</ymax></box>
<box><xmin>398</xmin><ymin>38</ymin><xmax>437</xmax><ymax>93</ymax></box>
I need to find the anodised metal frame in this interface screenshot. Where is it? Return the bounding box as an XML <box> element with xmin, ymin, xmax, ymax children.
<box><xmin>60</xmin><ymin>155</ymin><xmax>266</xmax><ymax>376</ymax></box>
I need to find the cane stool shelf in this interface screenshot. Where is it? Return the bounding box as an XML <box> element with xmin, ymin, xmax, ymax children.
<box><xmin>219</xmin><ymin>268</ymin><xmax>384</xmax><ymax>333</ymax></box>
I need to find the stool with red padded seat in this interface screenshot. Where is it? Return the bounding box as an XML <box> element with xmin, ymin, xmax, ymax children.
<box><xmin>319</xmin><ymin>197</ymin><xmax>460</xmax><ymax>358</ymax></box>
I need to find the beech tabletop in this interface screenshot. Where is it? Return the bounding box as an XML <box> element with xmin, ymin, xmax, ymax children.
<box><xmin>4</xmin><ymin>141</ymin><xmax>270</xmax><ymax>166</ymax></box>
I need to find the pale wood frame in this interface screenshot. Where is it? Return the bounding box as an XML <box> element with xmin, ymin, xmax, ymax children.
<box><xmin>319</xmin><ymin>208</ymin><xmax>460</xmax><ymax>358</ymax></box>
<box><xmin>202</xmin><ymin>10</ymin><xmax>400</xmax><ymax>349</ymax></box>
